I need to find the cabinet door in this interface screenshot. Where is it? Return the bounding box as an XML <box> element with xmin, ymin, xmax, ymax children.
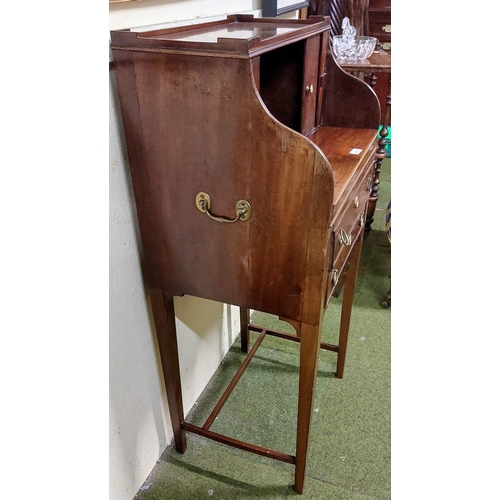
<box><xmin>300</xmin><ymin>35</ymin><xmax>320</xmax><ymax>136</ymax></box>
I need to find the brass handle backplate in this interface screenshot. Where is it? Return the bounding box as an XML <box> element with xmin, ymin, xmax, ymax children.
<box><xmin>338</xmin><ymin>228</ymin><xmax>352</xmax><ymax>246</ymax></box>
<box><xmin>195</xmin><ymin>192</ymin><xmax>252</xmax><ymax>223</ymax></box>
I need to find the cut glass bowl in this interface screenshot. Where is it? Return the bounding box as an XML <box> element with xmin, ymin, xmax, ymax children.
<box><xmin>331</xmin><ymin>35</ymin><xmax>377</xmax><ymax>62</ymax></box>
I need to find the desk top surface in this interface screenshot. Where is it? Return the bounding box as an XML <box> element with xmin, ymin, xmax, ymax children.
<box><xmin>111</xmin><ymin>15</ymin><xmax>330</xmax><ymax>57</ymax></box>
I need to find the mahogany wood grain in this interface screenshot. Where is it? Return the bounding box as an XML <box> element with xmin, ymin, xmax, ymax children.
<box><xmin>320</xmin><ymin>53</ymin><xmax>380</xmax><ymax>129</ymax></box>
<box><xmin>300</xmin><ymin>35</ymin><xmax>321</xmax><ymax>135</ymax></box>
<box><xmin>294</xmin><ymin>321</ymin><xmax>324</xmax><ymax>493</ymax></box>
<box><xmin>307</xmin><ymin>126</ymin><xmax>377</xmax><ymax>205</ymax></box>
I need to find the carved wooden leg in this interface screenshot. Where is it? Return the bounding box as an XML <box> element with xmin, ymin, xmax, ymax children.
<box><xmin>293</xmin><ymin>322</ymin><xmax>323</xmax><ymax>494</ymax></box>
<box><xmin>240</xmin><ymin>307</ymin><xmax>249</xmax><ymax>353</ymax></box>
<box><xmin>150</xmin><ymin>289</ymin><xmax>186</xmax><ymax>453</ymax></box>
<box><xmin>365</xmin><ymin>78</ymin><xmax>391</xmax><ymax>236</ymax></box>
<box><xmin>336</xmin><ymin>234</ymin><xmax>363</xmax><ymax>378</ymax></box>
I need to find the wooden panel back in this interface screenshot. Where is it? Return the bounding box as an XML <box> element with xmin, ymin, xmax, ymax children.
<box><xmin>320</xmin><ymin>55</ymin><xmax>380</xmax><ymax>129</ymax></box>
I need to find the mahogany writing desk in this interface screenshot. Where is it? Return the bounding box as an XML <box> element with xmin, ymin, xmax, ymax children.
<box><xmin>110</xmin><ymin>14</ymin><xmax>380</xmax><ymax>494</ymax></box>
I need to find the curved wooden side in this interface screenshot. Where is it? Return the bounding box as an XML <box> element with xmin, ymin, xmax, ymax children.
<box><xmin>320</xmin><ymin>54</ymin><xmax>381</xmax><ymax>129</ymax></box>
<box><xmin>113</xmin><ymin>51</ymin><xmax>334</xmax><ymax>324</ymax></box>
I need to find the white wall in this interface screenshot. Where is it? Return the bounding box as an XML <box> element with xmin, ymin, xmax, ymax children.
<box><xmin>109</xmin><ymin>2</ymin><xmax>260</xmax><ymax>500</ymax></box>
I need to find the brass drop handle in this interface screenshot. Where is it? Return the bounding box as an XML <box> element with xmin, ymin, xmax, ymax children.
<box><xmin>359</xmin><ymin>211</ymin><xmax>365</xmax><ymax>226</ymax></box>
<box><xmin>195</xmin><ymin>192</ymin><xmax>252</xmax><ymax>223</ymax></box>
<box><xmin>354</xmin><ymin>196</ymin><xmax>359</xmax><ymax>208</ymax></box>
<box><xmin>306</xmin><ymin>84</ymin><xmax>314</xmax><ymax>93</ymax></box>
<box><xmin>333</xmin><ymin>269</ymin><xmax>339</xmax><ymax>286</ymax></box>
<box><xmin>338</xmin><ymin>228</ymin><xmax>352</xmax><ymax>246</ymax></box>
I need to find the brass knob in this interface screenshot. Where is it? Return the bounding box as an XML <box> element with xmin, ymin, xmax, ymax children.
<box><xmin>306</xmin><ymin>84</ymin><xmax>314</xmax><ymax>93</ymax></box>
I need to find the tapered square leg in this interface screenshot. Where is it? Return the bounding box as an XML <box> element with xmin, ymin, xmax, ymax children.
<box><xmin>150</xmin><ymin>289</ymin><xmax>186</xmax><ymax>453</ymax></box>
<box><xmin>336</xmin><ymin>235</ymin><xmax>363</xmax><ymax>379</ymax></box>
<box><xmin>293</xmin><ymin>322</ymin><xmax>323</xmax><ymax>494</ymax></box>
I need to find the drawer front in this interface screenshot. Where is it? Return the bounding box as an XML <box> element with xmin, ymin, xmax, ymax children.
<box><xmin>325</xmin><ymin>159</ymin><xmax>374</xmax><ymax>302</ymax></box>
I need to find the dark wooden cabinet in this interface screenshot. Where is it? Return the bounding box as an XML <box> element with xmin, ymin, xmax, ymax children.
<box><xmin>368</xmin><ymin>0</ymin><xmax>391</xmax><ymax>124</ymax></box>
<box><xmin>110</xmin><ymin>14</ymin><xmax>380</xmax><ymax>494</ymax></box>
<box><xmin>368</xmin><ymin>0</ymin><xmax>391</xmax><ymax>51</ymax></box>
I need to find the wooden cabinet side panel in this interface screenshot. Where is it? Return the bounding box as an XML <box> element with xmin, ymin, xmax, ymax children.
<box><xmin>320</xmin><ymin>55</ymin><xmax>381</xmax><ymax>129</ymax></box>
<box><xmin>113</xmin><ymin>51</ymin><xmax>334</xmax><ymax>322</ymax></box>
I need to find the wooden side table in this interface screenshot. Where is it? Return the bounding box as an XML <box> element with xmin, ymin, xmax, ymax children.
<box><xmin>339</xmin><ymin>49</ymin><xmax>391</xmax><ymax>236</ymax></box>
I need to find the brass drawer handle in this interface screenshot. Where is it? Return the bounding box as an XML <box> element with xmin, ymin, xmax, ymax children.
<box><xmin>306</xmin><ymin>84</ymin><xmax>314</xmax><ymax>93</ymax></box>
<box><xmin>359</xmin><ymin>211</ymin><xmax>365</xmax><ymax>226</ymax></box>
<box><xmin>354</xmin><ymin>196</ymin><xmax>359</xmax><ymax>208</ymax></box>
<box><xmin>333</xmin><ymin>269</ymin><xmax>339</xmax><ymax>286</ymax></box>
<box><xmin>196</xmin><ymin>192</ymin><xmax>252</xmax><ymax>223</ymax></box>
<box><xmin>366</xmin><ymin>177</ymin><xmax>372</xmax><ymax>191</ymax></box>
<box><xmin>338</xmin><ymin>228</ymin><xmax>352</xmax><ymax>246</ymax></box>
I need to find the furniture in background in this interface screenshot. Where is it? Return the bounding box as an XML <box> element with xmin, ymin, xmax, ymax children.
<box><xmin>338</xmin><ymin>49</ymin><xmax>391</xmax><ymax>235</ymax></box>
<box><xmin>367</xmin><ymin>0</ymin><xmax>391</xmax><ymax>124</ymax></box>
<box><xmin>381</xmin><ymin>200</ymin><xmax>391</xmax><ymax>308</ymax></box>
<box><xmin>110</xmin><ymin>14</ymin><xmax>380</xmax><ymax>494</ymax></box>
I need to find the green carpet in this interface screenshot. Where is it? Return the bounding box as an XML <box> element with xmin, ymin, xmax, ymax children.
<box><xmin>135</xmin><ymin>159</ymin><xmax>391</xmax><ymax>500</ymax></box>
